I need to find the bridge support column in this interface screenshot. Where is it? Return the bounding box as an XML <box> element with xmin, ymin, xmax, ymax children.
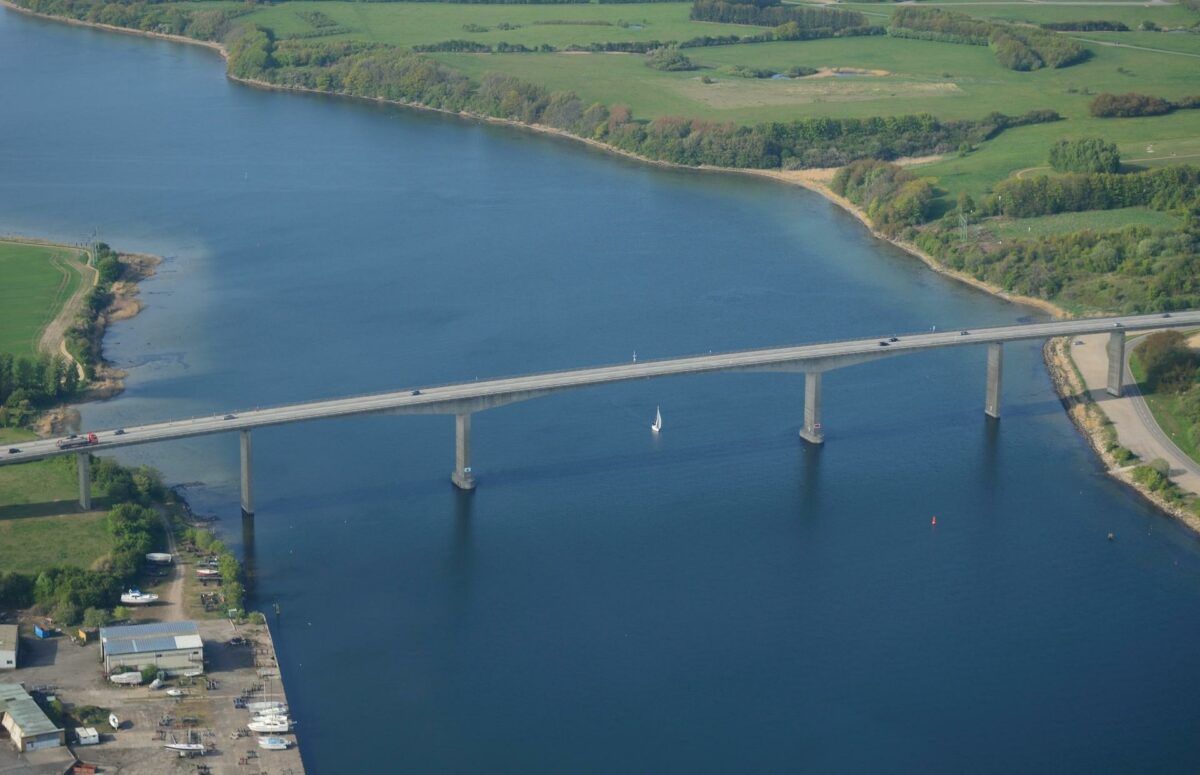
<box><xmin>240</xmin><ymin>430</ymin><xmax>254</xmax><ymax>517</ymax></box>
<box><xmin>985</xmin><ymin>342</ymin><xmax>1003</xmax><ymax>419</ymax></box>
<box><xmin>451</xmin><ymin>414</ymin><xmax>476</xmax><ymax>490</ymax></box>
<box><xmin>77</xmin><ymin>452</ymin><xmax>91</xmax><ymax>510</ymax></box>
<box><xmin>799</xmin><ymin>372</ymin><xmax>824</xmax><ymax>445</ymax></box>
<box><xmin>1106</xmin><ymin>330</ymin><xmax>1126</xmax><ymax>397</ymax></box>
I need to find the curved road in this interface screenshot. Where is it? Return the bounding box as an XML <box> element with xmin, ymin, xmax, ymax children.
<box><xmin>1123</xmin><ymin>340</ymin><xmax>1200</xmax><ymax>481</ymax></box>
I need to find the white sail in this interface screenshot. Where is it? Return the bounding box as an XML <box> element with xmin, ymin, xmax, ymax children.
<box><xmin>651</xmin><ymin>406</ymin><xmax>662</xmax><ymax>433</ymax></box>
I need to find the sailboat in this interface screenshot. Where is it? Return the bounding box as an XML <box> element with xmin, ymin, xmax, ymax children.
<box><xmin>651</xmin><ymin>406</ymin><xmax>662</xmax><ymax>433</ymax></box>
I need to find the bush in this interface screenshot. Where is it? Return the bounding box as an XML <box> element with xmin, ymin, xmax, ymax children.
<box><xmin>82</xmin><ymin>607</ymin><xmax>111</xmax><ymax>628</ymax></box>
<box><xmin>645</xmin><ymin>47</ymin><xmax>696</xmax><ymax>71</ymax></box>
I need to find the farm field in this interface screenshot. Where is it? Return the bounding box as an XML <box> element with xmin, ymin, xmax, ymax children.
<box><xmin>0</xmin><ymin>239</ymin><xmax>87</xmax><ymax>357</ymax></box>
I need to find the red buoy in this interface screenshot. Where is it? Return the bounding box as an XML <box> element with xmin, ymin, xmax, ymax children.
<box><xmin>931</xmin><ymin>516</ymin><xmax>937</xmax><ymax>526</ymax></box>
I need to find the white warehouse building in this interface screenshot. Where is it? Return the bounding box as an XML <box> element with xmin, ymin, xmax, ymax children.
<box><xmin>99</xmin><ymin>621</ymin><xmax>204</xmax><ymax>676</ymax></box>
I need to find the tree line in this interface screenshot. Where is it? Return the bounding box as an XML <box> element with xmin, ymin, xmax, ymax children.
<box><xmin>1040</xmin><ymin>20</ymin><xmax>1128</xmax><ymax>31</ymax></box>
<box><xmin>988</xmin><ymin>165</ymin><xmax>1200</xmax><ymax>218</ymax></box>
<box><xmin>689</xmin><ymin>0</ymin><xmax>868</xmax><ymax>31</ymax></box>
<box><xmin>887</xmin><ymin>7</ymin><xmax>1088</xmax><ymax>70</ymax></box>
<box><xmin>1089</xmin><ymin>92</ymin><xmax>1200</xmax><ymax>118</ymax></box>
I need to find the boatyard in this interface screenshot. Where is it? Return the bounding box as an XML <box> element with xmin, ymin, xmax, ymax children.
<box><xmin>0</xmin><ymin>615</ymin><xmax>304</xmax><ymax>774</ymax></box>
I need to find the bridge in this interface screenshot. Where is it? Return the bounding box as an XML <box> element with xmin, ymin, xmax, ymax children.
<box><xmin>3</xmin><ymin>311</ymin><xmax>1198</xmax><ymax>514</ymax></box>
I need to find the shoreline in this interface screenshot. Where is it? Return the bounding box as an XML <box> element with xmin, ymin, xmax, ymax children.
<box><xmin>4</xmin><ymin>2</ymin><xmax>1190</xmax><ymax>527</ymax></box>
<box><xmin>1043</xmin><ymin>337</ymin><xmax>1200</xmax><ymax>532</ymax></box>
<box><xmin>0</xmin><ymin>234</ymin><xmax>159</xmax><ymax>434</ymax></box>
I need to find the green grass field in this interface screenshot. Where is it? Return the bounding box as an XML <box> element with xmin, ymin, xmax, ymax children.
<box><xmin>0</xmin><ymin>512</ymin><xmax>111</xmax><ymax>574</ymax></box>
<box><xmin>0</xmin><ymin>239</ymin><xmax>88</xmax><ymax>357</ymax></box>
<box><xmin>1130</xmin><ymin>340</ymin><xmax>1200</xmax><ymax>467</ymax></box>
<box><xmin>0</xmin><ymin>430</ymin><xmax>114</xmax><ymax>572</ymax></box>
<box><xmin>985</xmin><ymin>207</ymin><xmax>1181</xmax><ymax>240</ymax></box>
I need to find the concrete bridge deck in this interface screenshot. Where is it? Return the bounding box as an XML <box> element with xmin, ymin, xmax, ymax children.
<box><xmin>3</xmin><ymin>310</ymin><xmax>1198</xmax><ymax>508</ymax></box>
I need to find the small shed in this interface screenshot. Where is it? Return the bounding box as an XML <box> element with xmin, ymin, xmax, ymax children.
<box><xmin>75</xmin><ymin>727</ymin><xmax>99</xmax><ymax>746</ymax></box>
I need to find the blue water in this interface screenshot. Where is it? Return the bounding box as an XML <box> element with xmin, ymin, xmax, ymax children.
<box><xmin>4</xmin><ymin>10</ymin><xmax>1200</xmax><ymax>772</ymax></box>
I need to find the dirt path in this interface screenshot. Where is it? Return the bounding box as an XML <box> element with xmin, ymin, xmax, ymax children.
<box><xmin>155</xmin><ymin>506</ymin><xmax>186</xmax><ymax>622</ymax></box>
<box><xmin>1069</xmin><ymin>36</ymin><xmax>1200</xmax><ymax>58</ymax></box>
<box><xmin>36</xmin><ymin>245</ymin><xmax>94</xmax><ymax>379</ymax></box>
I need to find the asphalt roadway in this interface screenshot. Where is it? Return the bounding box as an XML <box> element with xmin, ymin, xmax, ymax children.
<box><xmin>4</xmin><ymin>310</ymin><xmax>1199</xmax><ymax>466</ymax></box>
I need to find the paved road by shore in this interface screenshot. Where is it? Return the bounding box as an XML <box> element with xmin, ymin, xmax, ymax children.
<box><xmin>1072</xmin><ymin>332</ymin><xmax>1200</xmax><ymax>496</ymax></box>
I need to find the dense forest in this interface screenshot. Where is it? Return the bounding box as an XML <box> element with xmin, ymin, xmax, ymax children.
<box><xmin>1048</xmin><ymin>137</ymin><xmax>1120</xmax><ymax>174</ymax></box>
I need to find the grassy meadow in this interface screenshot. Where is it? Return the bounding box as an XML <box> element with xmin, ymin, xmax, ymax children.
<box><xmin>0</xmin><ymin>239</ymin><xmax>87</xmax><ymax>356</ymax></box>
<box><xmin>0</xmin><ymin>429</ymin><xmax>113</xmax><ymax>573</ymax></box>
<box><xmin>986</xmin><ymin>207</ymin><xmax>1181</xmax><ymax>241</ymax></box>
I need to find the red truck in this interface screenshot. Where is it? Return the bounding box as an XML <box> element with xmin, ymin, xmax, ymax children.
<box><xmin>56</xmin><ymin>432</ymin><xmax>98</xmax><ymax>450</ymax></box>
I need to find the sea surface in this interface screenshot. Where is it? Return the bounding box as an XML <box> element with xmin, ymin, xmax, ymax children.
<box><xmin>4</xmin><ymin>10</ymin><xmax>1200</xmax><ymax>772</ymax></box>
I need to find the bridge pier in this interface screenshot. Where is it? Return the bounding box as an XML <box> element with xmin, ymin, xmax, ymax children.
<box><xmin>240</xmin><ymin>429</ymin><xmax>254</xmax><ymax>517</ymax></box>
<box><xmin>985</xmin><ymin>342</ymin><xmax>1003</xmax><ymax>419</ymax></box>
<box><xmin>451</xmin><ymin>413</ymin><xmax>476</xmax><ymax>490</ymax></box>
<box><xmin>77</xmin><ymin>452</ymin><xmax>91</xmax><ymax>510</ymax></box>
<box><xmin>1106</xmin><ymin>329</ymin><xmax>1126</xmax><ymax>397</ymax></box>
<box><xmin>799</xmin><ymin>372</ymin><xmax>824</xmax><ymax>445</ymax></box>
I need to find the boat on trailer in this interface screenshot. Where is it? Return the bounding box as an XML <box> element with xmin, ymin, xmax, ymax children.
<box><xmin>120</xmin><ymin>588</ymin><xmax>159</xmax><ymax>605</ymax></box>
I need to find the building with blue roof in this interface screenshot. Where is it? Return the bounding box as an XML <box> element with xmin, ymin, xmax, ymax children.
<box><xmin>99</xmin><ymin>621</ymin><xmax>204</xmax><ymax>675</ymax></box>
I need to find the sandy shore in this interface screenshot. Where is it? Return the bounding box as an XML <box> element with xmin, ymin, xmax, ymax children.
<box><xmin>7</xmin><ymin>0</ymin><xmax>1191</xmax><ymax>526</ymax></box>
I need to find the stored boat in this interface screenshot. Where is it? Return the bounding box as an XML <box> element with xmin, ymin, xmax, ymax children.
<box><xmin>110</xmin><ymin>673</ymin><xmax>141</xmax><ymax>686</ymax></box>
<box><xmin>248</xmin><ymin>718</ymin><xmax>292</xmax><ymax>734</ymax></box>
<box><xmin>258</xmin><ymin>737</ymin><xmax>292</xmax><ymax>750</ymax></box>
<box><xmin>246</xmin><ymin>701</ymin><xmax>287</xmax><ymax>713</ymax></box>
<box><xmin>164</xmin><ymin>743</ymin><xmax>206</xmax><ymax>753</ymax></box>
<box><xmin>166</xmin><ymin>688</ymin><xmax>185</xmax><ymax>698</ymax></box>
<box><xmin>146</xmin><ymin>552</ymin><xmax>173</xmax><ymax>564</ymax></box>
<box><xmin>120</xmin><ymin>588</ymin><xmax>159</xmax><ymax>605</ymax></box>
<box><xmin>195</xmin><ymin>568</ymin><xmax>220</xmax><ymax>578</ymax></box>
